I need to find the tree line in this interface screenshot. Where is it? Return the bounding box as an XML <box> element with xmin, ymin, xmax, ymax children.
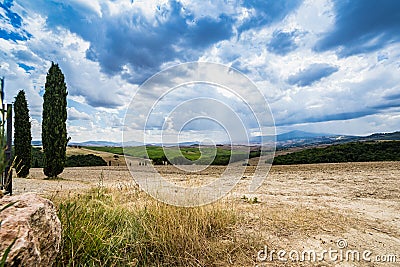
<box><xmin>273</xmin><ymin>141</ymin><xmax>400</xmax><ymax>165</ymax></box>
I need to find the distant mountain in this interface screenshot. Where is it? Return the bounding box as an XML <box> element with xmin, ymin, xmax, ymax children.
<box><xmin>122</xmin><ymin>140</ymin><xmax>143</xmax><ymax>147</ymax></box>
<box><xmin>273</xmin><ymin>130</ymin><xmax>400</xmax><ymax>149</ymax></box>
<box><xmin>69</xmin><ymin>140</ymin><xmax>122</xmax><ymax>147</ymax></box>
<box><xmin>32</xmin><ymin>140</ymin><xmax>42</xmax><ymax>146</ymax></box>
<box><xmin>32</xmin><ymin>131</ymin><xmax>400</xmax><ymax>148</ymax></box>
<box><xmin>360</xmin><ymin>131</ymin><xmax>400</xmax><ymax>141</ymax></box>
<box><xmin>142</xmin><ymin>141</ymin><xmax>202</xmax><ymax>147</ymax></box>
<box><xmin>276</xmin><ymin>130</ymin><xmax>334</xmax><ymax>141</ymax></box>
<box><xmin>249</xmin><ymin>130</ymin><xmax>336</xmax><ymax>145</ymax></box>
<box><xmin>32</xmin><ymin>140</ymin><xmax>122</xmax><ymax>147</ymax></box>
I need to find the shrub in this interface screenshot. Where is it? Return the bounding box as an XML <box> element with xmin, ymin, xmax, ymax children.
<box><xmin>66</xmin><ymin>154</ymin><xmax>107</xmax><ymax>167</ymax></box>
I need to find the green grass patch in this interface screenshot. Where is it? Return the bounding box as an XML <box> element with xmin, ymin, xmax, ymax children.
<box><xmin>86</xmin><ymin>145</ymin><xmax>261</xmax><ymax>165</ymax></box>
<box><xmin>85</xmin><ymin>146</ymin><xmax>124</xmax><ymax>155</ymax></box>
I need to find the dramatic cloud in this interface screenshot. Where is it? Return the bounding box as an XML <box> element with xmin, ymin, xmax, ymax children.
<box><xmin>0</xmin><ymin>0</ymin><xmax>31</xmax><ymax>41</ymax></box>
<box><xmin>267</xmin><ymin>30</ymin><xmax>299</xmax><ymax>56</ymax></box>
<box><xmin>314</xmin><ymin>0</ymin><xmax>400</xmax><ymax>56</ymax></box>
<box><xmin>1</xmin><ymin>0</ymin><xmax>400</xmax><ymax>142</ymax></box>
<box><xmin>238</xmin><ymin>0</ymin><xmax>302</xmax><ymax>33</ymax></box>
<box><xmin>16</xmin><ymin>0</ymin><xmax>237</xmax><ymax>83</ymax></box>
<box><xmin>287</xmin><ymin>63</ymin><xmax>338</xmax><ymax>87</ymax></box>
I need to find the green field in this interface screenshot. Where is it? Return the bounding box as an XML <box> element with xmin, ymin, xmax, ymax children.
<box><xmin>85</xmin><ymin>146</ymin><xmax>124</xmax><ymax>155</ymax></box>
<box><xmin>86</xmin><ymin>145</ymin><xmax>261</xmax><ymax>165</ymax></box>
<box><xmin>86</xmin><ymin>145</ymin><xmax>207</xmax><ymax>159</ymax></box>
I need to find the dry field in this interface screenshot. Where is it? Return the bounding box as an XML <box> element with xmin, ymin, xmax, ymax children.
<box><xmin>12</xmin><ymin>161</ymin><xmax>400</xmax><ymax>266</ymax></box>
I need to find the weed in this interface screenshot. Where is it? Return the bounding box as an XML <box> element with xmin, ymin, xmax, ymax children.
<box><xmin>241</xmin><ymin>195</ymin><xmax>259</xmax><ymax>204</ymax></box>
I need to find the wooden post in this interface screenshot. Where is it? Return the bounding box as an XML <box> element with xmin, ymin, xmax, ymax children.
<box><xmin>0</xmin><ymin>77</ymin><xmax>12</xmax><ymax>195</ymax></box>
<box><xmin>0</xmin><ymin>77</ymin><xmax>3</xmax><ymax>191</ymax></box>
<box><xmin>5</xmin><ymin>104</ymin><xmax>12</xmax><ymax>195</ymax></box>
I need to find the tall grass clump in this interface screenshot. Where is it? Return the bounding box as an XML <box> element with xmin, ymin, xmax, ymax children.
<box><xmin>54</xmin><ymin>186</ymin><xmax>247</xmax><ymax>266</ymax></box>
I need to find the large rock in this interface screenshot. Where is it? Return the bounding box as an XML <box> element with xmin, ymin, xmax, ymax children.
<box><xmin>0</xmin><ymin>193</ymin><xmax>61</xmax><ymax>266</ymax></box>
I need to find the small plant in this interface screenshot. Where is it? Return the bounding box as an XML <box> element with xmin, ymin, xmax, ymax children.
<box><xmin>241</xmin><ymin>195</ymin><xmax>259</xmax><ymax>204</ymax></box>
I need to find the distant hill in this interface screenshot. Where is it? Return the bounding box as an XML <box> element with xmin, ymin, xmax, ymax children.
<box><xmin>32</xmin><ymin>140</ymin><xmax>42</xmax><ymax>146</ymax></box>
<box><xmin>360</xmin><ymin>131</ymin><xmax>400</xmax><ymax>141</ymax></box>
<box><xmin>32</xmin><ymin>130</ymin><xmax>400</xmax><ymax>148</ymax></box>
<box><xmin>250</xmin><ymin>130</ymin><xmax>339</xmax><ymax>145</ymax></box>
<box><xmin>274</xmin><ymin>140</ymin><xmax>400</xmax><ymax>165</ymax></box>
<box><xmin>276</xmin><ymin>130</ymin><xmax>334</xmax><ymax>141</ymax></box>
<box><xmin>69</xmin><ymin>141</ymin><xmax>122</xmax><ymax>147</ymax></box>
<box><xmin>32</xmin><ymin>140</ymin><xmax>122</xmax><ymax>147</ymax></box>
<box><xmin>274</xmin><ymin>130</ymin><xmax>400</xmax><ymax>149</ymax></box>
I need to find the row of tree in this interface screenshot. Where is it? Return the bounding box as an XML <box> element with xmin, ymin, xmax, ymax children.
<box><xmin>273</xmin><ymin>141</ymin><xmax>400</xmax><ymax>165</ymax></box>
<box><xmin>14</xmin><ymin>62</ymin><xmax>68</xmax><ymax>178</ymax></box>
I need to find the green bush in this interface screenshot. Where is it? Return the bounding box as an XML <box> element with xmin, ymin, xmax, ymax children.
<box><xmin>66</xmin><ymin>154</ymin><xmax>107</xmax><ymax>167</ymax></box>
<box><xmin>31</xmin><ymin>150</ymin><xmax>107</xmax><ymax>168</ymax></box>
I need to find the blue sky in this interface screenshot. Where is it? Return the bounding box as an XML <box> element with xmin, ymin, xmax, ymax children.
<box><xmin>1</xmin><ymin>0</ymin><xmax>400</xmax><ymax>142</ymax></box>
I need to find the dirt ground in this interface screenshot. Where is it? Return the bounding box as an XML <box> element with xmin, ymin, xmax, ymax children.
<box><xmin>11</xmin><ymin>161</ymin><xmax>400</xmax><ymax>266</ymax></box>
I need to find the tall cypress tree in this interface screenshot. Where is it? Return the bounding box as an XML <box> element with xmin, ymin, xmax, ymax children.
<box><xmin>14</xmin><ymin>90</ymin><xmax>32</xmax><ymax>177</ymax></box>
<box><xmin>42</xmin><ymin>62</ymin><xmax>69</xmax><ymax>178</ymax></box>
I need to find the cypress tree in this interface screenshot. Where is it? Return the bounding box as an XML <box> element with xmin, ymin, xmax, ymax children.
<box><xmin>14</xmin><ymin>90</ymin><xmax>32</xmax><ymax>177</ymax></box>
<box><xmin>42</xmin><ymin>62</ymin><xmax>69</xmax><ymax>178</ymax></box>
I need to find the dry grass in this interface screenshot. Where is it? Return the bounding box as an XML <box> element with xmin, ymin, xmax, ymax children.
<box><xmin>50</xmin><ymin>182</ymin><xmax>362</xmax><ymax>266</ymax></box>
<box><xmin>51</xmin><ymin>184</ymin><xmax>257</xmax><ymax>266</ymax></box>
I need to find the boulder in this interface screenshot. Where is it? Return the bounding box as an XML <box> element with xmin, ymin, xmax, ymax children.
<box><xmin>0</xmin><ymin>193</ymin><xmax>61</xmax><ymax>266</ymax></box>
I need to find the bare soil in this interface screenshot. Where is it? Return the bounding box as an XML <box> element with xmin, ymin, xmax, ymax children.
<box><xmin>12</xmin><ymin>161</ymin><xmax>400</xmax><ymax>266</ymax></box>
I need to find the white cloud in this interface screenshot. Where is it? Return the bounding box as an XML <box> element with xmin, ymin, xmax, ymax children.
<box><xmin>1</xmin><ymin>0</ymin><xmax>399</xmax><ymax>143</ymax></box>
<box><xmin>68</xmin><ymin>107</ymin><xmax>91</xmax><ymax>120</ymax></box>
<box><xmin>30</xmin><ymin>118</ymin><xmax>41</xmax><ymax>140</ymax></box>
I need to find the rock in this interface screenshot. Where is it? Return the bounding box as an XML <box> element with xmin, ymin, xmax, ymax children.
<box><xmin>0</xmin><ymin>193</ymin><xmax>61</xmax><ymax>266</ymax></box>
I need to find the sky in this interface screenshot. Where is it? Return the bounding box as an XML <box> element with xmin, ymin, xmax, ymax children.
<box><xmin>0</xmin><ymin>0</ymin><xmax>400</xmax><ymax>143</ymax></box>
